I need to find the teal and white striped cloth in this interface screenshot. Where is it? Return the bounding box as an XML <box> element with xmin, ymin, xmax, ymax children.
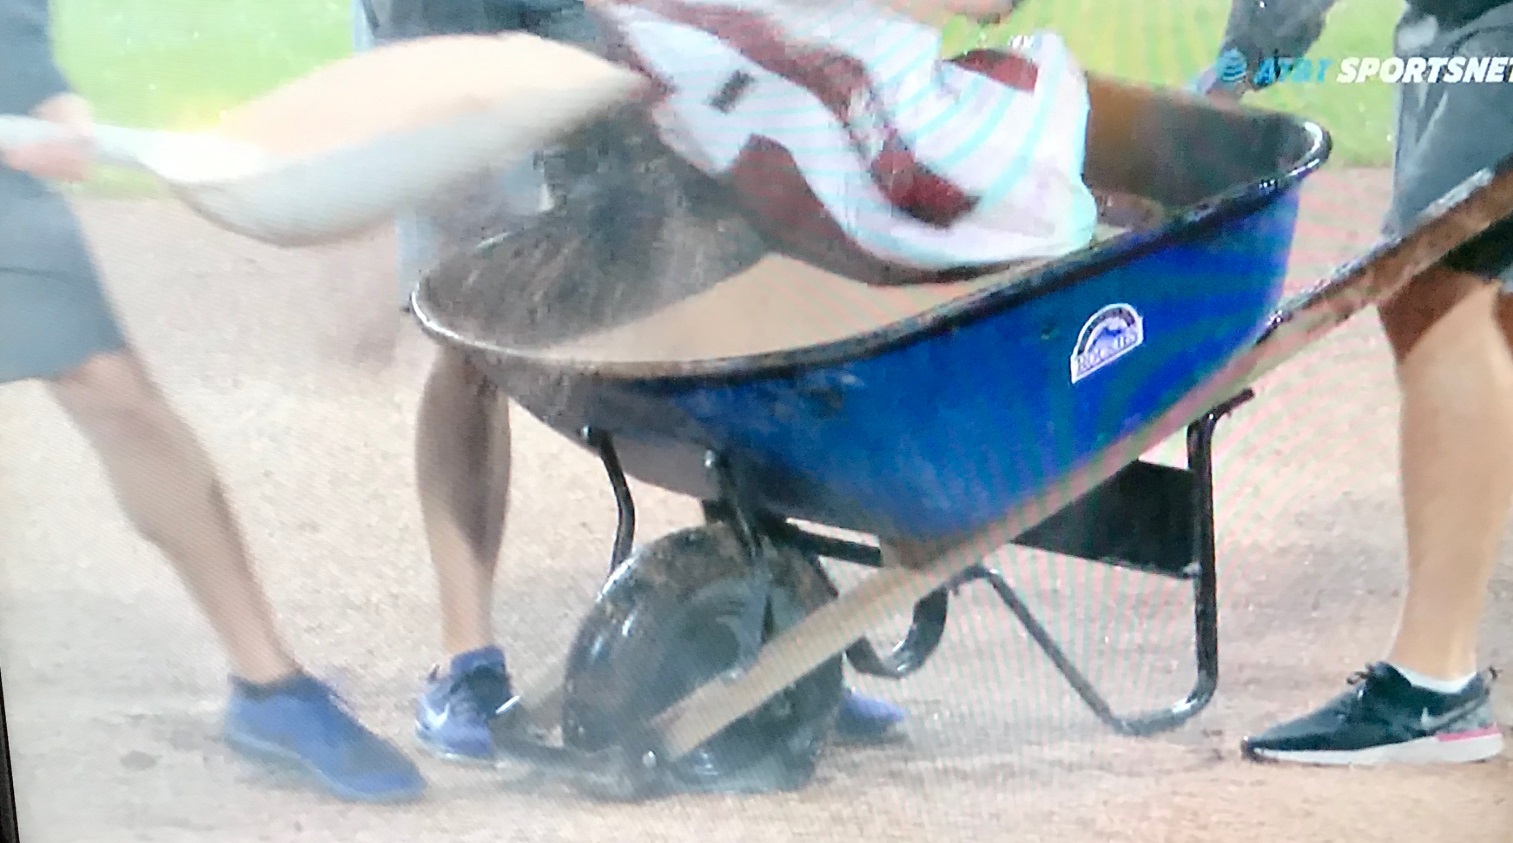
<box><xmin>596</xmin><ymin>0</ymin><xmax>1099</xmax><ymax>276</ymax></box>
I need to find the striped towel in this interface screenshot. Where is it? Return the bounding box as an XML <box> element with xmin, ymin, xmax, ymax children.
<box><xmin>592</xmin><ymin>0</ymin><xmax>1099</xmax><ymax>283</ymax></box>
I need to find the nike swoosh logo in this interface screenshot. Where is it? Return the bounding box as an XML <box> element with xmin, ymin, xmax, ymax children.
<box><xmin>1419</xmin><ymin>700</ymin><xmax>1480</xmax><ymax>733</ymax></box>
<box><xmin>419</xmin><ymin>704</ymin><xmax>451</xmax><ymax>733</ymax></box>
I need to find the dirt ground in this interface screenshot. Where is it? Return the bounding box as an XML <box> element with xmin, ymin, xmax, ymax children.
<box><xmin>2</xmin><ymin>167</ymin><xmax>1511</xmax><ymax>842</ymax></box>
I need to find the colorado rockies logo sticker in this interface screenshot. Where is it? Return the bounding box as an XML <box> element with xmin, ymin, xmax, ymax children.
<box><xmin>1070</xmin><ymin>303</ymin><xmax>1143</xmax><ymax>383</ymax></box>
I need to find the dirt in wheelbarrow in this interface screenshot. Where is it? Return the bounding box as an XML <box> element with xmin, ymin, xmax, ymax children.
<box><xmin>1</xmin><ymin>167</ymin><xmax>1510</xmax><ymax>843</ymax></box>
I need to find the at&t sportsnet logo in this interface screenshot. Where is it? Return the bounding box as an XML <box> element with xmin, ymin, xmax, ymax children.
<box><xmin>1215</xmin><ymin>46</ymin><xmax>1513</xmax><ymax>85</ymax></box>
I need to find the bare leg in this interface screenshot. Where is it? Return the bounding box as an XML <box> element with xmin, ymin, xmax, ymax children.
<box><xmin>1242</xmin><ymin>269</ymin><xmax>1512</xmax><ymax>765</ymax></box>
<box><xmin>1379</xmin><ymin>270</ymin><xmax>1513</xmax><ymax>680</ymax></box>
<box><xmin>47</xmin><ymin>351</ymin><xmax>298</xmax><ymax>684</ymax></box>
<box><xmin>415</xmin><ymin>348</ymin><xmax>512</xmax><ymax>658</ymax></box>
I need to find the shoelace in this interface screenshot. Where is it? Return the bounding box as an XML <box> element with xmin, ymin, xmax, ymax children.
<box><xmin>1336</xmin><ymin>666</ymin><xmax>1400</xmax><ymax>724</ymax></box>
<box><xmin>1340</xmin><ymin>664</ymin><xmax>1499</xmax><ymax>726</ymax></box>
<box><xmin>1347</xmin><ymin>665</ymin><xmax>1502</xmax><ymax>688</ymax></box>
<box><xmin>441</xmin><ymin>666</ymin><xmax>510</xmax><ymax>720</ymax></box>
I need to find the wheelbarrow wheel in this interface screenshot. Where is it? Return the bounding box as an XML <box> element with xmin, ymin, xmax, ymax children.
<box><xmin>560</xmin><ymin>521</ymin><xmax>844</xmax><ymax>799</ymax></box>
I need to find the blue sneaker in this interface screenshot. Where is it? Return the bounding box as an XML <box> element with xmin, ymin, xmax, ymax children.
<box><xmin>834</xmin><ymin>688</ymin><xmax>906</xmax><ymax>743</ymax></box>
<box><xmin>223</xmin><ymin>673</ymin><xmax>426</xmax><ymax>803</ymax></box>
<box><xmin>414</xmin><ymin>646</ymin><xmax>513</xmax><ymax>765</ymax></box>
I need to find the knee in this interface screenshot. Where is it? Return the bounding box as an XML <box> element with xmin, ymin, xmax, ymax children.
<box><xmin>429</xmin><ymin>349</ymin><xmax>498</xmax><ymax>399</ymax></box>
<box><xmin>46</xmin><ymin>352</ymin><xmax>218</xmax><ymax>543</ymax></box>
<box><xmin>46</xmin><ymin>351</ymin><xmax>176</xmax><ymax>439</ymax></box>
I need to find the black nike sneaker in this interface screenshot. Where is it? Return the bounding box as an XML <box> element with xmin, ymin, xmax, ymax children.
<box><xmin>1241</xmin><ymin>662</ymin><xmax>1504</xmax><ymax>765</ymax></box>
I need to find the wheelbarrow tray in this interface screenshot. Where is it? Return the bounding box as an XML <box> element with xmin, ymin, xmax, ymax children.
<box><xmin>416</xmin><ymin>75</ymin><xmax>1327</xmax><ymax>542</ymax></box>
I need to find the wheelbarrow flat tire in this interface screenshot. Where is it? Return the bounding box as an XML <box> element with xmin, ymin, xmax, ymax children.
<box><xmin>561</xmin><ymin>522</ymin><xmax>844</xmax><ymax>800</ymax></box>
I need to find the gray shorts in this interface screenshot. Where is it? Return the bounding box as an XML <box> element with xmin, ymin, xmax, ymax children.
<box><xmin>0</xmin><ymin>181</ymin><xmax>126</xmax><ymax>385</ymax></box>
<box><xmin>1388</xmin><ymin>4</ymin><xmax>1513</xmax><ymax>288</ymax></box>
<box><xmin>351</xmin><ymin>0</ymin><xmax>551</xmax><ymax>303</ymax></box>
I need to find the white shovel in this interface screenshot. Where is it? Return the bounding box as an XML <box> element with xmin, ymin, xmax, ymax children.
<box><xmin>0</xmin><ymin>32</ymin><xmax>648</xmax><ymax>247</ymax></box>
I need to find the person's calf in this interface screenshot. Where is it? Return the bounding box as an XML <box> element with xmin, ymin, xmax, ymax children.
<box><xmin>415</xmin><ymin>351</ymin><xmax>513</xmax><ymax>657</ymax></box>
<box><xmin>48</xmin><ymin>352</ymin><xmax>427</xmax><ymax>800</ymax></box>
<box><xmin>1379</xmin><ymin>275</ymin><xmax>1513</xmax><ymax>680</ymax></box>
<box><xmin>48</xmin><ymin>350</ymin><xmax>298</xmax><ymax>684</ymax></box>
<box><xmin>1243</xmin><ymin>272</ymin><xmax>1513</xmax><ymax>767</ymax></box>
<box><xmin>48</xmin><ymin>352</ymin><xmax>221</xmax><ymax>549</ymax></box>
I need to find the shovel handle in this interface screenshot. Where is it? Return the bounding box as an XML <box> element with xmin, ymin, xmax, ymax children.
<box><xmin>0</xmin><ymin>115</ymin><xmax>162</xmax><ymax>172</ymax></box>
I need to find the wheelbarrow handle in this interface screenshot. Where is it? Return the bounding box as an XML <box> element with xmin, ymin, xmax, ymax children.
<box><xmin>0</xmin><ymin>114</ymin><xmax>279</xmax><ymax>186</ymax></box>
<box><xmin>0</xmin><ymin>114</ymin><xmax>164</xmax><ymax>171</ymax></box>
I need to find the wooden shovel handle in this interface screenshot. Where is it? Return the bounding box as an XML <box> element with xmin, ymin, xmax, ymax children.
<box><xmin>0</xmin><ymin>115</ymin><xmax>155</xmax><ymax>171</ymax></box>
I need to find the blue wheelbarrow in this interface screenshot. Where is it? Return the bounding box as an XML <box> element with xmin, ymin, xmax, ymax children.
<box><xmin>411</xmin><ymin>75</ymin><xmax>1513</xmax><ymax>800</ymax></box>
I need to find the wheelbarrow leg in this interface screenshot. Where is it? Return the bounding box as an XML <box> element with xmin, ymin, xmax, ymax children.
<box><xmin>965</xmin><ymin>389</ymin><xmax>1253</xmax><ymax>737</ymax></box>
<box><xmin>1184</xmin><ymin>392</ymin><xmax>1229</xmax><ymax>726</ymax></box>
<box><xmin>701</xmin><ymin>452</ymin><xmax>775</xmax><ymax>673</ymax></box>
<box><xmin>582</xmin><ymin>426</ymin><xmax>636</xmax><ymax>573</ymax></box>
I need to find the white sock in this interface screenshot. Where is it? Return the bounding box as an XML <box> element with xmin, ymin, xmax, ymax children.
<box><xmin>1390</xmin><ymin>663</ymin><xmax>1477</xmax><ymax>695</ymax></box>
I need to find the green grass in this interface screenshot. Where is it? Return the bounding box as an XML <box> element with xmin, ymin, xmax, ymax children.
<box><xmin>53</xmin><ymin>0</ymin><xmax>352</xmax><ymax>195</ymax></box>
<box><xmin>52</xmin><ymin>0</ymin><xmax>1395</xmax><ymax>197</ymax></box>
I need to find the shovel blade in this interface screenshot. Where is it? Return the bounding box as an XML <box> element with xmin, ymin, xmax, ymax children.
<box><xmin>180</xmin><ymin>33</ymin><xmax>649</xmax><ymax>246</ymax></box>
